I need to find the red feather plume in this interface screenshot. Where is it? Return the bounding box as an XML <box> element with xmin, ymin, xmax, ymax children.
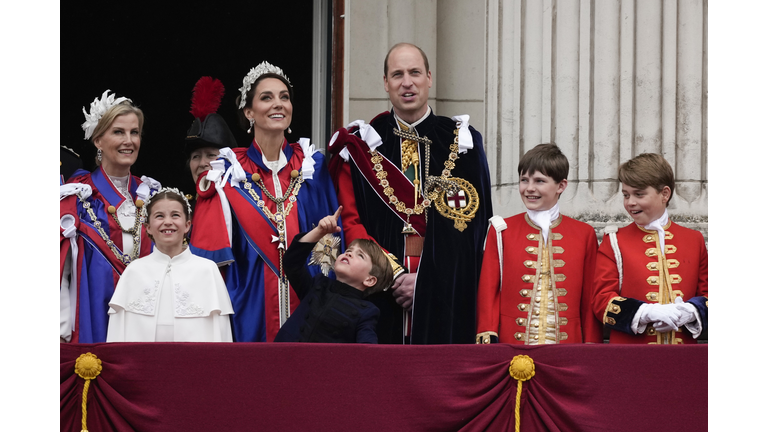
<box><xmin>190</xmin><ymin>76</ymin><xmax>225</xmax><ymax>119</ymax></box>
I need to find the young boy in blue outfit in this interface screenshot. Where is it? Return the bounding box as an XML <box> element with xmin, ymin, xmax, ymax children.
<box><xmin>275</xmin><ymin>207</ymin><xmax>393</xmax><ymax>343</ymax></box>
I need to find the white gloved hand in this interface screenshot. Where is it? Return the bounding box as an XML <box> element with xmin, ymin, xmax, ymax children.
<box><xmin>638</xmin><ymin>303</ymin><xmax>682</xmax><ymax>331</ymax></box>
<box><xmin>673</xmin><ymin>296</ymin><xmax>697</xmax><ymax>327</ymax></box>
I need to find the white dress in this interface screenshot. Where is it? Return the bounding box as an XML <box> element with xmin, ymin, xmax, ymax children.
<box><xmin>106</xmin><ymin>248</ymin><xmax>234</xmax><ymax>342</ymax></box>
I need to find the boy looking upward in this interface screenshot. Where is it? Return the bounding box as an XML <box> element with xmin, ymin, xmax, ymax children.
<box><xmin>275</xmin><ymin>207</ymin><xmax>393</xmax><ymax>343</ymax></box>
<box><xmin>592</xmin><ymin>153</ymin><xmax>707</xmax><ymax>344</ymax></box>
<box><xmin>476</xmin><ymin>144</ymin><xmax>603</xmax><ymax>344</ymax></box>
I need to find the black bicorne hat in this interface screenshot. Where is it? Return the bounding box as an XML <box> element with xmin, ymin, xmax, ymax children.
<box><xmin>184</xmin><ymin>77</ymin><xmax>237</xmax><ymax>154</ymax></box>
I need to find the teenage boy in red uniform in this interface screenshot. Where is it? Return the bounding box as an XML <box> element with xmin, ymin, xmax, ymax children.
<box><xmin>476</xmin><ymin>144</ymin><xmax>603</xmax><ymax>344</ymax></box>
<box><xmin>592</xmin><ymin>153</ymin><xmax>708</xmax><ymax>344</ymax></box>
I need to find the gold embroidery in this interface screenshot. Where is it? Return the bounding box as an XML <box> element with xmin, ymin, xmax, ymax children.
<box><xmin>516</xmin><ymin>318</ymin><xmax>527</xmax><ymax>326</ymax></box>
<box><xmin>559</xmin><ymin>333</ymin><xmax>568</xmax><ymax>341</ymax></box>
<box><xmin>525</xmin><ymin>246</ymin><xmax>537</xmax><ymax>254</ymax></box>
<box><xmin>554</xmin><ymin>274</ymin><xmax>566</xmax><ymax>282</ymax></box>
<box><xmin>673</xmin><ymin>290</ymin><xmax>684</xmax><ymax>299</ymax></box>
<box><xmin>665</xmin><ymin>244</ymin><xmax>677</xmax><ymax>254</ymax></box>
<box><xmin>665</xmin><ymin>232</ymin><xmax>674</xmax><ymax>240</ymax></box>
<box><xmin>558</xmin><ymin>303</ymin><xmax>568</xmax><ymax>311</ymax></box>
<box><xmin>643</xmin><ymin>234</ymin><xmax>655</xmax><ymax>243</ymax></box>
<box><xmin>434</xmin><ymin>177</ymin><xmax>480</xmax><ymax>232</ymax></box>
<box><xmin>670</xmin><ymin>274</ymin><xmax>682</xmax><ymax>284</ymax></box>
<box><xmin>552</xmin><ymin>259</ymin><xmax>565</xmax><ymax>268</ymax></box>
<box><xmin>475</xmin><ymin>331</ymin><xmax>498</xmax><ymax>344</ymax></box>
<box><xmin>526</xmin><ymin>233</ymin><xmax>538</xmax><ymax>241</ymax></box>
<box><xmin>647</xmin><ymin>276</ymin><xmax>660</xmax><ymax>285</ymax></box>
<box><xmin>552</xmin><ymin>246</ymin><xmax>564</xmax><ymax>254</ymax></box>
<box><xmin>522</xmin><ymin>274</ymin><xmax>533</xmax><ymax>283</ymax></box>
<box><xmin>551</xmin><ymin>233</ymin><xmax>563</xmax><ymax>241</ymax></box>
<box><xmin>514</xmin><ymin>332</ymin><xmax>524</xmax><ymax>341</ymax></box>
<box><xmin>646</xmin><ymin>262</ymin><xmax>658</xmax><ymax>271</ymax></box>
<box><xmin>519</xmin><ymin>289</ymin><xmax>531</xmax><ymax>297</ymax></box>
<box><xmin>603</xmin><ymin>297</ymin><xmax>626</xmax><ymax>324</ymax></box>
<box><xmin>557</xmin><ymin>288</ymin><xmax>567</xmax><ymax>297</ymax></box>
<box><xmin>606</xmin><ymin>317</ymin><xmax>616</xmax><ymax>325</ymax></box>
<box><xmin>559</xmin><ymin>317</ymin><xmax>568</xmax><ymax>326</ymax></box>
<box><xmin>645</xmin><ymin>248</ymin><xmax>659</xmax><ymax>257</ymax></box>
<box><xmin>518</xmin><ymin>304</ymin><xmax>528</xmax><ymax>311</ymax></box>
<box><xmin>524</xmin><ymin>260</ymin><xmax>537</xmax><ymax>268</ymax></box>
<box><xmin>667</xmin><ymin>259</ymin><xmax>680</xmax><ymax>268</ymax></box>
<box><xmin>646</xmin><ymin>292</ymin><xmax>659</xmax><ymax>302</ymax></box>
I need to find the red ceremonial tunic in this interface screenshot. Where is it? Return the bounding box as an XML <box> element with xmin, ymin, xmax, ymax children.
<box><xmin>592</xmin><ymin>221</ymin><xmax>708</xmax><ymax>344</ymax></box>
<box><xmin>476</xmin><ymin>213</ymin><xmax>603</xmax><ymax>344</ymax></box>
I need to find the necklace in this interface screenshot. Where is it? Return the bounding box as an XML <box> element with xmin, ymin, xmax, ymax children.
<box><xmin>369</xmin><ymin>126</ymin><xmax>463</xmax><ymax>233</ymax></box>
<box><xmin>80</xmin><ymin>198</ymin><xmax>141</xmax><ymax>265</ymax></box>
<box><xmin>243</xmin><ymin>168</ymin><xmax>304</xmax><ymax>322</ymax></box>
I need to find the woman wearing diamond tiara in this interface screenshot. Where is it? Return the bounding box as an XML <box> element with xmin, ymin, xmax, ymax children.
<box><xmin>60</xmin><ymin>90</ymin><xmax>161</xmax><ymax>343</ymax></box>
<box><xmin>106</xmin><ymin>188</ymin><xmax>234</xmax><ymax>342</ymax></box>
<box><xmin>190</xmin><ymin>62</ymin><xmax>344</xmax><ymax>342</ymax></box>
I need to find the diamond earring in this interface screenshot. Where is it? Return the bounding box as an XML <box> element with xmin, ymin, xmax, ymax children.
<box><xmin>247</xmin><ymin>118</ymin><xmax>254</xmax><ymax>133</ymax></box>
<box><xmin>97</xmin><ymin>148</ymin><xmax>102</xmax><ymax>162</ymax></box>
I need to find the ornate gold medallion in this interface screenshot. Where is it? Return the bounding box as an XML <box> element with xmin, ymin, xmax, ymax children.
<box><xmin>433</xmin><ymin>177</ymin><xmax>479</xmax><ymax>232</ymax></box>
<box><xmin>308</xmin><ymin>233</ymin><xmax>341</xmax><ymax>276</ymax></box>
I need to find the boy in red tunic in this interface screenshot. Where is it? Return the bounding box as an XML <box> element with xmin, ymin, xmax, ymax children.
<box><xmin>592</xmin><ymin>153</ymin><xmax>708</xmax><ymax>344</ymax></box>
<box><xmin>476</xmin><ymin>144</ymin><xmax>603</xmax><ymax>344</ymax></box>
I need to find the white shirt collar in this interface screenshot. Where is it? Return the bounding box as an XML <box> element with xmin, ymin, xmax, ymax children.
<box><xmin>642</xmin><ymin>209</ymin><xmax>670</xmax><ymax>255</ymax></box>
<box><xmin>526</xmin><ymin>203</ymin><xmax>560</xmax><ymax>243</ymax></box>
<box><xmin>262</xmin><ymin>146</ymin><xmax>288</xmax><ymax>173</ymax></box>
<box><xmin>394</xmin><ymin>106</ymin><xmax>432</xmax><ymax>131</ymax></box>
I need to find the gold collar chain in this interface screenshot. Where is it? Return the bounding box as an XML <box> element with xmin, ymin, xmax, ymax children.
<box><xmin>81</xmin><ymin>199</ymin><xmax>141</xmax><ymax>265</ymax></box>
<box><xmin>242</xmin><ymin>169</ymin><xmax>304</xmax><ymax>323</ymax></box>
<box><xmin>370</xmin><ymin>127</ymin><xmax>462</xmax><ymax>216</ymax></box>
<box><xmin>242</xmin><ymin>170</ymin><xmax>304</xmax><ymax>249</ymax></box>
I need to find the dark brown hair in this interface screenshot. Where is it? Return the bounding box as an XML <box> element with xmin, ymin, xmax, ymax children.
<box><xmin>518</xmin><ymin>143</ymin><xmax>569</xmax><ymax>183</ymax></box>
<box><xmin>235</xmin><ymin>72</ymin><xmax>294</xmax><ymax>132</ymax></box>
<box><xmin>348</xmin><ymin>238</ymin><xmax>394</xmax><ymax>295</ymax></box>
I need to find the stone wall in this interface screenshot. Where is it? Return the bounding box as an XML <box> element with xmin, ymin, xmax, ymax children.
<box><xmin>345</xmin><ymin>0</ymin><xmax>708</xmax><ymax>236</ymax></box>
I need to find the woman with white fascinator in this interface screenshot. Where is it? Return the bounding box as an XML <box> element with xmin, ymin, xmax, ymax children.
<box><xmin>60</xmin><ymin>90</ymin><xmax>161</xmax><ymax>343</ymax></box>
<box><xmin>190</xmin><ymin>62</ymin><xmax>344</xmax><ymax>342</ymax></box>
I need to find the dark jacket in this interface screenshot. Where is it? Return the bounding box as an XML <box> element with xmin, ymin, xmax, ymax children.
<box><xmin>275</xmin><ymin>233</ymin><xmax>380</xmax><ymax>343</ymax></box>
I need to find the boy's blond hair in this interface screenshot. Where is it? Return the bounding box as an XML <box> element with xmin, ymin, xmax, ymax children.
<box><xmin>348</xmin><ymin>239</ymin><xmax>394</xmax><ymax>295</ymax></box>
<box><xmin>618</xmin><ymin>153</ymin><xmax>675</xmax><ymax>206</ymax></box>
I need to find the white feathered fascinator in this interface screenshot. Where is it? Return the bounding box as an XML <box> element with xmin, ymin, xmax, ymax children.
<box><xmin>81</xmin><ymin>90</ymin><xmax>131</xmax><ymax>140</ymax></box>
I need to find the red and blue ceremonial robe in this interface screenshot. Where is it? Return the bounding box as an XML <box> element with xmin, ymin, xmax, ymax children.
<box><xmin>190</xmin><ymin>140</ymin><xmax>342</xmax><ymax>342</ymax></box>
<box><xmin>60</xmin><ymin>167</ymin><xmax>157</xmax><ymax>343</ymax></box>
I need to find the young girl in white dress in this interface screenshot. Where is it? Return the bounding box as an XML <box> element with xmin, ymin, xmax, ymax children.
<box><xmin>106</xmin><ymin>188</ymin><xmax>234</xmax><ymax>342</ymax></box>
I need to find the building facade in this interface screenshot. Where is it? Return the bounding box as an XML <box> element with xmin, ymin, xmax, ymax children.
<box><xmin>340</xmin><ymin>0</ymin><xmax>708</xmax><ymax>240</ymax></box>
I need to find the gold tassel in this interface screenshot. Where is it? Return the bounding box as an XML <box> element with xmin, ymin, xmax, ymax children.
<box><xmin>509</xmin><ymin>355</ymin><xmax>536</xmax><ymax>432</ymax></box>
<box><xmin>75</xmin><ymin>353</ymin><xmax>103</xmax><ymax>432</ymax></box>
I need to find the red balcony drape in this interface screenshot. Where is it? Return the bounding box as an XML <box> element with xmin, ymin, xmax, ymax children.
<box><xmin>61</xmin><ymin>343</ymin><xmax>706</xmax><ymax>431</ymax></box>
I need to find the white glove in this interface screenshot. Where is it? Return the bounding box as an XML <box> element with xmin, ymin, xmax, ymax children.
<box><xmin>673</xmin><ymin>296</ymin><xmax>697</xmax><ymax>327</ymax></box>
<box><xmin>638</xmin><ymin>303</ymin><xmax>682</xmax><ymax>332</ymax></box>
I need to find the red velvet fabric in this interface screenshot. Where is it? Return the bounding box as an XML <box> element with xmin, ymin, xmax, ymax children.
<box><xmin>61</xmin><ymin>343</ymin><xmax>706</xmax><ymax>431</ymax></box>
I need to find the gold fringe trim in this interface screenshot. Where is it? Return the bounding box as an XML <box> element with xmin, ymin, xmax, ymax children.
<box><xmin>75</xmin><ymin>353</ymin><xmax>102</xmax><ymax>432</ymax></box>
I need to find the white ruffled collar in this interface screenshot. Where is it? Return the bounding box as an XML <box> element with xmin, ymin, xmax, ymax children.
<box><xmin>641</xmin><ymin>209</ymin><xmax>670</xmax><ymax>255</ymax></box>
<box><xmin>526</xmin><ymin>203</ymin><xmax>560</xmax><ymax>242</ymax></box>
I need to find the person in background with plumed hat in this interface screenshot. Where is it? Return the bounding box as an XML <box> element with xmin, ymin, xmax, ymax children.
<box><xmin>60</xmin><ymin>91</ymin><xmax>162</xmax><ymax>343</ymax></box>
<box><xmin>183</xmin><ymin>77</ymin><xmax>238</xmax><ymax>211</ymax></box>
<box><xmin>190</xmin><ymin>62</ymin><xmax>344</xmax><ymax>342</ymax></box>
